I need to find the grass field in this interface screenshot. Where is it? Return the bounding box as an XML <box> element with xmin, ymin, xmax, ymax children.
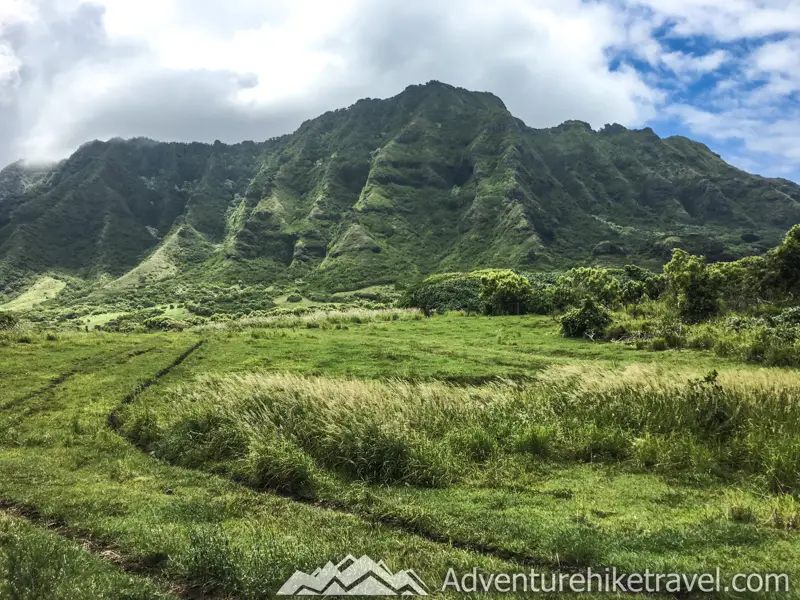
<box><xmin>2</xmin><ymin>313</ymin><xmax>800</xmax><ymax>598</ymax></box>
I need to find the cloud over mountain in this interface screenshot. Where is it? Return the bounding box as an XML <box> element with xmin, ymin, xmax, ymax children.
<box><xmin>0</xmin><ymin>0</ymin><xmax>798</xmax><ymax>180</ymax></box>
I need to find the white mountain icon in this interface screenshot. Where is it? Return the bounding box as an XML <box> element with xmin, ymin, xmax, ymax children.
<box><xmin>276</xmin><ymin>555</ymin><xmax>429</xmax><ymax>596</ymax></box>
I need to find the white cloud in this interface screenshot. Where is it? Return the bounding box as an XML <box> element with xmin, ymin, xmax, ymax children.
<box><xmin>0</xmin><ymin>0</ymin><xmax>37</xmax><ymax>26</ymax></box>
<box><xmin>1</xmin><ymin>0</ymin><xmax>661</xmax><ymax>166</ymax></box>
<box><xmin>752</xmin><ymin>38</ymin><xmax>800</xmax><ymax>75</ymax></box>
<box><xmin>630</xmin><ymin>0</ymin><xmax>800</xmax><ymax>40</ymax></box>
<box><xmin>0</xmin><ymin>0</ymin><xmax>798</xmax><ymax>180</ymax></box>
<box><xmin>661</xmin><ymin>49</ymin><xmax>729</xmax><ymax>74</ymax></box>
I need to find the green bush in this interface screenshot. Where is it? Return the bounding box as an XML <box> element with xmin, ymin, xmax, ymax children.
<box><xmin>143</xmin><ymin>316</ymin><xmax>175</xmax><ymax>331</ymax></box>
<box><xmin>527</xmin><ymin>286</ymin><xmax>555</xmax><ymax>314</ymax></box>
<box><xmin>649</xmin><ymin>337</ymin><xmax>668</xmax><ymax>351</ymax></box>
<box><xmin>560</xmin><ymin>299</ymin><xmax>612</xmax><ymax>339</ymax></box>
<box><xmin>554</xmin><ymin>267</ymin><xmax>621</xmax><ymax>311</ymax></box>
<box><xmin>0</xmin><ymin>312</ymin><xmax>17</xmax><ymax>330</ymax></box>
<box><xmin>286</xmin><ymin>294</ymin><xmax>303</xmax><ymax>303</ymax></box>
<box><xmin>405</xmin><ymin>269</ymin><xmax>537</xmax><ymax>316</ymax></box>
<box><xmin>405</xmin><ymin>276</ymin><xmax>482</xmax><ymax>315</ymax></box>
<box><xmin>767</xmin><ymin>224</ymin><xmax>800</xmax><ymax>293</ymax></box>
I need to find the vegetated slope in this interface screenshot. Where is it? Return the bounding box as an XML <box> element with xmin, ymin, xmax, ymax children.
<box><xmin>1</xmin><ymin>81</ymin><xmax>799</xmax><ymax>298</ymax></box>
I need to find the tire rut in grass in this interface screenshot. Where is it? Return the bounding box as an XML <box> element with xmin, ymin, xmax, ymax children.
<box><xmin>108</xmin><ymin>340</ymin><xmax>674</xmax><ymax>597</ymax></box>
<box><xmin>261</xmin><ymin>494</ymin><xmax>683</xmax><ymax>597</ymax></box>
<box><xmin>107</xmin><ymin>340</ymin><xmax>203</xmax><ymax>430</ymax></box>
<box><xmin>0</xmin><ymin>500</ymin><xmax>216</xmax><ymax>600</ymax></box>
<box><xmin>7</xmin><ymin>344</ymin><xmax>159</xmax><ymax>408</ymax></box>
<box><xmin>7</xmin><ymin>370</ymin><xmax>79</xmax><ymax>407</ymax></box>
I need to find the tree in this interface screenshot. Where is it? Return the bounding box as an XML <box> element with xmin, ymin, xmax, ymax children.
<box><xmin>767</xmin><ymin>225</ymin><xmax>800</xmax><ymax>294</ymax></box>
<box><xmin>403</xmin><ymin>275</ymin><xmax>482</xmax><ymax>315</ymax></box>
<box><xmin>663</xmin><ymin>249</ymin><xmax>719</xmax><ymax>323</ymax></box>
<box><xmin>554</xmin><ymin>267</ymin><xmax>621</xmax><ymax>311</ymax></box>
<box><xmin>624</xmin><ymin>264</ymin><xmax>665</xmax><ymax>299</ymax></box>
<box><xmin>478</xmin><ymin>270</ymin><xmax>533</xmax><ymax>315</ymax></box>
<box><xmin>709</xmin><ymin>255</ymin><xmax>767</xmax><ymax>310</ymax></box>
<box><xmin>621</xmin><ymin>280</ymin><xmax>645</xmax><ymax>316</ymax></box>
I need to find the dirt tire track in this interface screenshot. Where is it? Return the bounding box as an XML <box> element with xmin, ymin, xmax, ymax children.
<box><xmin>107</xmin><ymin>340</ymin><xmax>203</xmax><ymax>430</ymax></box>
<box><xmin>0</xmin><ymin>500</ymin><xmax>214</xmax><ymax>599</ymax></box>
<box><xmin>2</xmin><ymin>341</ymin><xmax>212</xmax><ymax>599</ymax></box>
<box><xmin>107</xmin><ymin>341</ymin><xmax>674</xmax><ymax>596</ymax></box>
<box><xmin>6</xmin><ymin>344</ymin><xmax>158</xmax><ymax>408</ymax></box>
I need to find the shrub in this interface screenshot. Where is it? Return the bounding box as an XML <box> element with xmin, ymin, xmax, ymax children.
<box><xmin>143</xmin><ymin>316</ymin><xmax>175</xmax><ymax>331</ymax></box>
<box><xmin>405</xmin><ymin>276</ymin><xmax>482</xmax><ymax>315</ymax></box>
<box><xmin>0</xmin><ymin>312</ymin><xmax>18</xmax><ymax>330</ymax></box>
<box><xmin>560</xmin><ymin>299</ymin><xmax>612</xmax><ymax>339</ymax></box>
<box><xmin>774</xmin><ymin>307</ymin><xmax>800</xmax><ymax>327</ymax></box>
<box><xmin>527</xmin><ymin>286</ymin><xmax>555</xmax><ymax>315</ymax></box>
<box><xmin>767</xmin><ymin>224</ymin><xmax>800</xmax><ymax>293</ymax></box>
<box><xmin>649</xmin><ymin>337</ymin><xmax>668</xmax><ymax>351</ymax></box>
<box><xmin>286</xmin><ymin>294</ymin><xmax>303</xmax><ymax>303</ymax></box>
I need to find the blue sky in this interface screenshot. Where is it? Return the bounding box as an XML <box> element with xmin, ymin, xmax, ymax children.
<box><xmin>1</xmin><ymin>0</ymin><xmax>799</xmax><ymax>182</ymax></box>
<box><xmin>639</xmin><ymin>32</ymin><xmax>800</xmax><ymax>180</ymax></box>
<box><xmin>604</xmin><ymin>1</ymin><xmax>800</xmax><ymax>181</ymax></box>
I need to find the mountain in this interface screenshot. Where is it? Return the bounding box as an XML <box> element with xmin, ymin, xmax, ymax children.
<box><xmin>2</xmin><ymin>80</ymin><xmax>799</xmax><ymax>299</ymax></box>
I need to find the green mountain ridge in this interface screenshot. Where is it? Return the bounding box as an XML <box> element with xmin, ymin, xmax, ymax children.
<box><xmin>2</xmin><ymin>80</ymin><xmax>799</xmax><ymax>298</ymax></box>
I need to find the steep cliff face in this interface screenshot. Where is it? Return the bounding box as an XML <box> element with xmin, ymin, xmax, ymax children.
<box><xmin>1</xmin><ymin>81</ymin><xmax>798</xmax><ymax>295</ymax></box>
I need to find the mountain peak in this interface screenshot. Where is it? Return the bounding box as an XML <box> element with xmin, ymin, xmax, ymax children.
<box><xmin>557</xmin><ymin>120</ymin><xmax>594</xmax><ymax>131</ymax></box>
<box><xmin>396</xmin><ymin>80</ymin><xmax>507</xmax><ymax>109</ymax></box>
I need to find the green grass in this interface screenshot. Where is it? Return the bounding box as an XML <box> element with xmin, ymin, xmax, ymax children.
<box><xmin>0</xmin><ymin>324</ymin><xmax>561</xmax><ymax>598</ymax></box>
<box><xmin>0</xmin><ymin>511</ymin><xmax>176</xmax><ymax>600</ymax></box>
<box><xmin>191</xmin><ymin>314</ymin><xmax>738</xmax><ymax>379</ymax></box>
<box><xmin>2</xmin><ymin>314</ymin><xmax>800</xmax><ymax>598</ymax></box>
<box><xmin>271</xmin><ymin>294</ymin><xmax>322</xmax><ymax>307</ymax></box>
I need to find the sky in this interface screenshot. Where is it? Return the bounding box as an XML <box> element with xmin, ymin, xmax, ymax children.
<box><xmin>0</xmin><ymin>0</ymin><xmax>798</xmax><ymax>181</ymax></box>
